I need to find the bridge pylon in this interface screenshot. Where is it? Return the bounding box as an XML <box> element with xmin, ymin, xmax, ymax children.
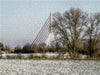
<box><xmin>46</xmin><ymin>12</ymin><xmax>56</xmax><ymax>47</ymax></box>
<box><xmin>31</xmin><ymin>12</ymin><xmax>56</xmax><ymax>48</ymax></box>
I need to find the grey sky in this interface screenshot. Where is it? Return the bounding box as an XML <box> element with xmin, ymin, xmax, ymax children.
<box><xmin>0</xmin><ymin>0</ymin><xmax>100</xmax><ymax>47</ymax></box>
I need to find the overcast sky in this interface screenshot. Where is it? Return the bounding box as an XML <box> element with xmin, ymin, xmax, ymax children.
<box><xmin>0</xmin><ymin>0</ymin><xmax>100</xmax><ymax>47</ymax></box>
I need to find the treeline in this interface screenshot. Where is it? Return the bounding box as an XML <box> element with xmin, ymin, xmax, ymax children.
<box><xmin>14</xmin><ymin>43</ymin><xmax>56</xmax><ymax>53</ymax></box>
<box><xmin>0</xmin><ymin>43</ymin><xmax>56</xmax><ymax>54</ymax></box>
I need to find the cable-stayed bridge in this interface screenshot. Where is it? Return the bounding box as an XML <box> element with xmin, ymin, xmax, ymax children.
<box><xmin>31</xmin><ymin>12</ymin><xmax>55</xmax><ymax>47</ymax></box>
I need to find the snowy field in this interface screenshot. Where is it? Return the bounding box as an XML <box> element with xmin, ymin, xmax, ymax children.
<box><xmin>0</xmin><ymin>60</ymin><xmax>100</xmax><ymax>75</ymax></box>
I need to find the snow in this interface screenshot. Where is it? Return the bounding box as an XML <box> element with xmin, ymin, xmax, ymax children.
<box><xmin>0</xmin><ymin>53</ymin><xmax>88</xmax><ymax>59</ymax></box>
<box><xmin>0</xmin><ymin>53</ymin><xmax>59</xmax><ymax>59</ymax></box>
<box><xmin>0</xmin><ymin>60</ymin><xmax>100</xmax><ymax>75</ymax></box>
<box><xmin>44</xmin><ymin>52</ymin><xmax>59</xmax><ymax>58</ymax></box>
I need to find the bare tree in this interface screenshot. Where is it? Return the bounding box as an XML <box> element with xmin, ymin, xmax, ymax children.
<box><xmin>23</xmin><ymin>43</ymin><xmax>34</xmax><ymax>53</ymax></box>
<box><xmin>5</xmin><ymin>46</ymin><xmax>12</xmax><ymax>54</ymax></box>
<box><xmin>38</xmin><ymin>43</ymin><xmax>46</xmax><ymax>53</ymax></box>
<box><xmin>52</xmin><ymin>8</ymin><xmax>88</xmax><ymax>58</ymax></box>
<box><xmin>85</xmin><ymin>13</ymin><xmax>100</xmax><ymax>57</ymax></box>
<box><xmin>14</xmin><ymin>45</ymin><xmax>22</xmax><ymax>53</ymax></box>
<box><xmin>0</xmin><ymin>42</ymin><xmax>4</xmax><ymax>51</ymax></box>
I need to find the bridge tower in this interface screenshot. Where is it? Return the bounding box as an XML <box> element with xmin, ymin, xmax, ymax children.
<box><xmin>46</xmin><ymin>12</ymin><xmax>56</xmax><ymax>47</ymax></box>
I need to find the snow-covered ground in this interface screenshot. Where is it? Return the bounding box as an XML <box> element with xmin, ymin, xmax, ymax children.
<box><xmin>0</xmin><ymin>53</ymin><xmax>88</xmax><ymax>59</ymax></box>
<box><xmin>0</xmin><ymin>60</ymin><xmax>100</xmax><ymax>75</ymax></box>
